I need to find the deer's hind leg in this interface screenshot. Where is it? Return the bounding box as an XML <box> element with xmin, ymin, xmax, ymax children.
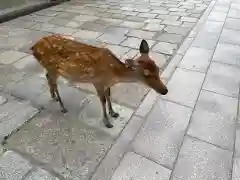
<box><xmin>46</xmin><ymin>72</ymin><xmax>67</xmax><ymax>113</ymax></box>
<box><xmin>105</xmin><ymin>87</ymin><xmax>119</xmax><ymax>118</ymax></box>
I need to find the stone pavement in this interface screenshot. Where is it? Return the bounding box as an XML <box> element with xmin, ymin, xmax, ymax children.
<box><xmin>0</xmin><ymin>0</ymin><xmax>240</xmax><ymax>179</ymax></box>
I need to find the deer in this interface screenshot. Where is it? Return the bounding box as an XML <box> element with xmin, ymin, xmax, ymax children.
<box><xmin>30</xmin><ymin>35</ymin><xmax>168</xmax><ymax>128</ymax></box>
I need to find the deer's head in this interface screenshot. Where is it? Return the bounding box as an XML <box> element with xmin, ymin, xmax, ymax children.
<box><xmin>125</xmin><ymin>39</ymin><xmax>168</xmax><ymax>95</ymax></box>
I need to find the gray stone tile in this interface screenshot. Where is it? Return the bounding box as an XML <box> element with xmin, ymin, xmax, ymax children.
<box><xmin>5</xmin><ymin>75</ymin><xmax>49</xmax><ymax>108</ymax></box>
<box><xmin>6</xmin><ymin>103</ymin><xmax>132</xmax><ymax>180</ymax></box>
<box><xmin>149</xmin><ymin>52</ymin><xmax>169</xmax><ymax>68</ymax></box>
<box><xmin>161</xmin><ymin>54</ymin><xmax>183</xmax><ymax>81</ymax></box>
<box><xmin>156</xmin><ymin>15</ymin><xmax>180</xmax><ymax>21</ymax></box>
<box><xmin>171</xmin><ymin>136</ymin><xmax>233</xmax><ymax>180</ymax></box>
<box><xmin>134</xmin><ymin>90</ymin><xmax>158</xmax><ymax>118</ymax></box>
<box><xmin>111</xmin><ymin>83</ymin><xmax>149</xmax><ymax>109</ymax></box>
<box><xmin>73</xmin><ymin>15</ymin><xmax>98</xmax><ymax>22</ymax></box>
<box><xmin>133</xmin><ymin>99</ymin><xmax>192</xmax><ymax>169</ymax></box>
<box><xmin>208</xmin><ymin>11</ymin><xmax>227</xmax><ymax>21</ymax></box>
<box><xmin>234</xmin><ymin>123</ymin><xmax>240</xmax><ymax>157</ymax></box>
<box><xmin>25</xmin><ymin>168</ymin><xmax>59</xmax><ymax>180</ymax></box>
<box><xmin>225</xmin><ymin>18</ymin><xmax>240</xmax><ymax>31</ymax></box>
<box><xmin>72</xmin><ymin>30</ymin><xmax>102</xmax><ymax>40</ymax></box>
<box><xmin>200</xmin><ymin>20</ymin><xmax>224</xmax><ymax>34</ymax></box>
<box><xmin>105</xmin><ymin>45</ymin><xmax>130</xmax><ymax>58</ymax></box>
<box><xmin>104</xmin><ymin>26</ymin><xmax>129</xmax><ymax>35</ymax></box>
<box><xmin>91</xmin><ymin>116</ymin><xmax>146</xmax><ymax>180</ymax></box>
<box><xmin>181</xmin><ymin>16</ymin><xmax>198</xmax><ymax>22</ymax></box>
<box><xmin>30</xmin><ymin>23</ymin><xmax>58</xmax><ymax>32</ymax></box>
<box><xmin>178</xmin><ymin>47</ymin><xmax>214</xmax><ymax>73</ymax></box>
<box><xmin>138</xmin><ymin>13</ymin><xmax>158</xmax><ymax>18</ymax></box>
<box><xmin>162</xmin><ymin>68</ymin><xmax>205</xmax><ymax>107</ymax></box>
<box><xmin>203</xmin><ymin>62</ymin><xmax>240</xmax><ymax>98</ymax></box>
<box><xmin>120</xmin><ymin>21</ymin><xmax>145</xmax><ymax>29</ymax></box>
<box><xmin>152</xmin><ymin>42</ymin><xmax>178</xmax><ymax>55</ymax></box>
<box><xmin>51</xmin><ymin>26</ymin><xmax>77</xmax><ymax>36</ymax></box>
<box><xmin>97</xmin><ymin>33</ymin><xmax>126</xmax><ymax>45</ymax></box>
<box><xmin>212</xmin><ymin>43</ymin><xmax>240</xmax><ymax>67</ymax></box>
<box><xmin>192</xmin><ymin>31</ymin><xmax>220</xmax><ymax>50</ymax></box>
<box><xmin>228</xmin><ymin>10</ymin><xmax>240</xmax><ymax>19</ymax></box>
<box><xmin>121</xmin><ymin>37</ymin><xmax>155</xmax><ymax>49</ymax></box>
<box><xmin>80</xmin><ymin>22</ymin><xmax>108</xmax><ymax>32</ymax></box>
<box><xmin>110</xmin><ymin>152</ymin><xmax>171</xmax><ymax>180</ymax></box>
<box><xmin>164</xmin><ymin>26</ymin><xmax>190</xmax><ymax>36</ymax></box>
<box><xmin>232</xmin><ymin>158</ymin><xmax>240</xmax><ymax>180</ymax></box>
<box><xmin>121</xmin><ymin>49</ymin><xmax>138</xmax><ymax>59</ymax></box>
<box><xmin>0</xmin><ymin>151</ymin><xmax>32</xmax><ymax>180</ymax></box>
<box><xmin>127</xmin><ymin>30</ymin><xmax>156</xmax><ymax>40</ymax></box>
<box><xmin>0</xmin><ymin>50</ymin><xmax>28</xmax><ymax>64</ymax></box>
<box><xmin>162</xmin><ymin>20</ymin><xmax>182</xmax><ymax>26</ymax></box>
<box><xmin>219</xmin><ymin>28</ymin><xmax>240</xmax><ymax>45</ymax></box>
<box><xmin>143</xmin><ymin>23</ymin><xmax>165</xmax><ymax>31</ymax></box>
<box><xmin>157</xmin><ymin>33</ymin><xmax>183</xmax><ymax>44</ymax></box>
<box><xmin>212</xmin><ymin>5</ymin><xmax>229</xmax><ymax>12</ymax></box>
<box><xmin>187</xmin><ymin>90</ymin><xmax>237</xmax><ymax>150</ymax></box>
<box><xmin>177</xmin><ymin>37</ymin><xmax>194</xmax><ymax>55</ymax></box>
<box><xmin>95</xmin><ymin>18</ymin><xmax>123</xmax><ymax>26</ymax></box>
<box><xmin>12</xmin><ymin>55</ymin><xmax>43</xmax><ymax>74</ymax></box>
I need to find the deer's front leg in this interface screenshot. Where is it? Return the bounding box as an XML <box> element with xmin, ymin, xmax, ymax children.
<box><xmin>105</xmin><ymin>87</ymin><xmax>119</xmax><ymax>118</ymax></box>
<box><xmin>94</xmin><ymin>85</ymin><xmax>113</xmax><ymax>128</ymax></box>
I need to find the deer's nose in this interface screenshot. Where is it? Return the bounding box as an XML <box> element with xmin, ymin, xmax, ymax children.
<box><xmin>161</xmin><ymin>88</ymin><xmax>168</xmax><ymax>95</ymax></box>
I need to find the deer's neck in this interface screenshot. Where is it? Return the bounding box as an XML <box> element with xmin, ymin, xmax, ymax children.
<box><xmin>116</xmin><ymin>65</ymin><xmax>140</xmax><ymax>83</ymax></box>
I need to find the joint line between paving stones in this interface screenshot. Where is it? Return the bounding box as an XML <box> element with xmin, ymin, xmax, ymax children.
<box><xmin>134</xmin><ymin>151</ymin><xmax>172</xmax><ymax>171</ymax></box>
<box><xmin>19</xmin><ymin>166</ymin><xmax>37</xmax><ymax>180</ymax></box>
<box><xmin>187</xmin><ymin>134</ymin><xmax>232</xmax><ymax>152</ymax></box>
<box><xmin>89</xmin><ymin>98</ymin><xmax>150</xmax><ymax>180</ymax></box>
<box><xmin>168</xmin><ymin>0</ymin><xmax>227</xmax><ymax>178</ymax></box>
<box><xmin>230</xmin><ymin>81</ymin><xmax>240</xmax><ymax>179</ymax></box>
<box><xmin>91</xmin><ymin>98</ymin><xmax>159</xmax><ymax>180</ymax></box>
<box><xmin>8</xmin><ymin>147</ymin><xmax>66</xmax><ymax>180</ymax></box>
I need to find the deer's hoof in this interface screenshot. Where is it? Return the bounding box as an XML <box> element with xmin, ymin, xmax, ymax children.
<box><xmin>61</xmin><ymin>108</ymin><xmax>68</xmax><ymax>113</ymax></box>
<box><xmin>110</xmin><ymin>112</ymin><xmax>119</xmax><ymax>118</ymax></box>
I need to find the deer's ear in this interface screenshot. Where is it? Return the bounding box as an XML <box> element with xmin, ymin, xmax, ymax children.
<box><xmin>125</xmin><ymin>59</ymin><xmax>138</xmax><ymax>69</ymax></box>
<box><xmin>139</xmin><ymin>39</ymin><xmax>149</xmax><ymax>54</ymax></box>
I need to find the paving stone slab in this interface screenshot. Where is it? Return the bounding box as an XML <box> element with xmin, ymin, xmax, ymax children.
<box><xmin>235</xmin><ymin>123</ymin><xmax>240</xmax><ymax>157</ymax></box>
<box><xmin>228</xmin><ymin>10</ymin><xmax>240</xmax><ymax>19</ymax></box>
<box><xmin>187</xmin><ymin>90</ymin><xmax>238</xmax><ymax>151</ymax></box>
<box><xmin>225</xmin><ymin>18</ymin><xmax>240</xmax><ymax>31</ymax></box>
<box><xmin>0</xmin><ymin>50</ymin><xmax>28</xmax><ymax>65</ymax></box>
<box><xmin>0</xmin><ymin>151</ymin><xmax>32</xmax><ymax>180</ymax></box>
<box><xmin>6</xmin><ymin>99</ymin><xmax>132</xmax><ymax>180</ymax></box>
<box><xmin>203</xmin><ymin>62</ymin><xmax>240</xmax><ymax>98</ymax></box>
<box><xmin>219</xmin><ymin>28</ymin><xmax>240</xmax><ymax>45</ymax></box>
<box><xmin>132</xmin><ymin>98</ymin><xmax>192</xmax><ymax>169</ymax></box>
<box><xmin>208</xmin><ymin>11</ymin><xmax>227</xmax><ymax>21</ymax></box>
<box><xmin>110</xmin><ymin>152</ymin><xmax>171</xmax><ymax>180</ymax></box>
<box><xmin>24</xmin><ymin>168</ymin><xmax>59</xmax><ymax>180</ymax></box>
<box><xmin>200</xmin><ymin>20</ymin><xmax>224</xmax><ymax>34</ymax></box>
<box><xmin>0</xmin><ymin>96</ymin><xmax>39</xmax><ymax>140</ymax></box>
<box><xmin>170</xmin><ymin>136</ymin><xmax>233</xmax><ymax>180</ymax></box>
<box><xmin>121</xmin><ymin>37</ymin><xmax>155</xmax><ymax>49</ymax></box>
<box><xmin>192</xmin><ymin>31</ymin><xmax>220</xmax><ymax>50</ymax></box>
<box><xmin>157</xmin><ymin>33</ymin><xmax>183</xmax><ymax>44</ymax></box>
<box><xmin>152</xmin><ymin>42</ymin><xmax>178</xmax><ymax>55</ymax></box>
<box><xmin>91</xmin><ymin>115</ymin><xmax>145</xmax><ymax>180</ymax></box>
<box><xmin>97</xmin><ymin>33</ymin><xmax>126</xmax><ymax>45</ymax></box>
<box><xmin>161</xmin><ymin>68</ymin><xmax>205</xmax><ymax>108</ymax></box>
<box><xmin>178</xmin><ymin>47</ymin><xmax>214</xmax><ymax>73</ymax></box>
<box><xmin>111</xmin><ymin>83</ymin><xmax>149</xmax><ymax>109</ymax></box>
<box><xmin>232</xmin><ymin>158</ymin><xmax>240</xmax><ymax>180</ymax></box>
<box><xmin>212</xmin><ymin>43</ymin><xmax>240</xmax><ymax>67</ymax></box>
<box><xmin>164</xmin><ymin>26</ymin><xmax>190</xmax><ymax>36</ymax></box>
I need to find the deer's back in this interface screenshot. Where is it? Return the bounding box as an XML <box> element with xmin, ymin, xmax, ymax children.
<box><xmin>31</xmin><ymin>35</ymin><xmax>124</xmax><ymax>83</ymax></box>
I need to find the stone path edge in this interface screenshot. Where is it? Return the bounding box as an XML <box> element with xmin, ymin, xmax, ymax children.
<box><xmin>0</xmin><ymin>0</ymin><xmax>67</xmax><ymax>24</ymax></box>
<box><xmin>89</xmin><ymin>1</ymin><xmax>218</xmax><ymax>180</ymax></box>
